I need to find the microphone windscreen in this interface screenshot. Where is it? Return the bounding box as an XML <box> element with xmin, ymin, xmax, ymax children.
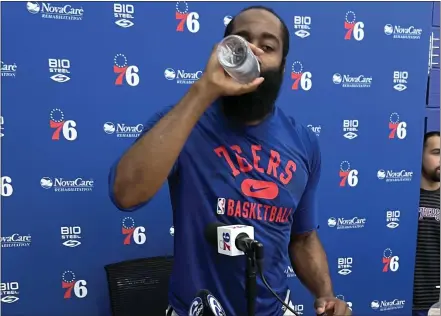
<box><xmin>204</xmin><ymin>222</ymin><xmax>225</xmax><ymax>247</ymax></box>
<box><xmin>189</xmin><ymin>289</ymin><xmax>226</xmax><ymax>316</ymax></box>
<box><xmin>194</xmin><ymin>289</ymin><xmax>211</xmax><ymax>298</ymax></box>
<box><xmin>188</xmin><ymin>290</ymin><xmax>207</xmax><ymax>316</ymax></box>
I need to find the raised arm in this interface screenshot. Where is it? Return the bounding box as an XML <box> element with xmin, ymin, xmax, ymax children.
<box><xmin>109</xmin><ymin>44</ymin><xmax>265</xmax><ymax>210</ymax></box>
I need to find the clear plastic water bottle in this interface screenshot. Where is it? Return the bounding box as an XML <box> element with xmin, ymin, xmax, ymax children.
<box><xmin>217</xmin><ymin>35</ymin><xmax>261</xmax><ymax>84</ymax></box>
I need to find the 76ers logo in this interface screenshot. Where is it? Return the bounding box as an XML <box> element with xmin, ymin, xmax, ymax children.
<box><xmin>339</xmin><ymin>161</ymin><xmax>359</xmax><ymax>187</ymax></box>
<box><xmin>291</xmin><ymin>61</ymin><xmax>312</xmax><ymax>91</ymax></box>
<box><xmin>382</xmin><ymin>248</ymin><xmax>400</xmax><ymax>272</ymax></box>
<box><xmin>50</xmin><ymin>109</ymin><xmax>77</xmax><ymax>141</ymax></box>
<box><xmin>344</xmin><ymin>11</ymin><xmax>365</xmax><ymax>41</ymax></box>
<box><xmin>62</xmin><ymin>271</ymin><xmax>87</xmax><ymax>299</ymax></box>
<box><xmin>388</xmin><ymin>112</ymin><xmax>407</xmax><ymax>140</ymax></box>
<box><xmin>175</xmin><ymin>1</ymin><xmax>200</xmax><ymax>33</ymax></box>
<box><xmin>122</xmin><ymin>217</ymin><xmax>146</xmax><ymax>245</ymax></box>
<box><xmin>114</xmin><ymin>54</ymin><xmax>140</xmax><ymax>87</ymax></box>
<box><xmin>220</xmin><ymin>232</ymin><xmax>230</xmax><ymax>251</ymax></box>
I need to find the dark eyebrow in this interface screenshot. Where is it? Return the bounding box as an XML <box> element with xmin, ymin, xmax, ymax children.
<box><xmin>233</xmin><ymin>30</ymin><xmax>280</xmax><ymax>46</ymax></box>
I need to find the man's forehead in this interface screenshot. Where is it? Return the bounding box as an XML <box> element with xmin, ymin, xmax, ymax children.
<box><xmin>233</xmin><ymin>9</ymin><xmax>282</xmax><ymax>36</ymax></box>
<box><xmin>427</xmin><ymin>136</ymin><xmax>440</xmax><ymax>149</ymax></box>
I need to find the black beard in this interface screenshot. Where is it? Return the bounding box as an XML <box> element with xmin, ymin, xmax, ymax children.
<box><xmin>423</xmin><ymin>167</ymin><xmax>440</xmax><ymax>182</ymax></box>
<box><xmin>221</xmin><ymin>67</ymin><xmax>284</xmax><ymax>123</ymax></box>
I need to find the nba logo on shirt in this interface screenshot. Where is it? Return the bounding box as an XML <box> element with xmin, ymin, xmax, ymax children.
<box><xmin>217</xmin><ymin>197</ymin><xmax>226</xmax><ymax>215</ymax></box>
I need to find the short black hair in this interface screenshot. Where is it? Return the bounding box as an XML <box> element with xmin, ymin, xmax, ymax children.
<box><xmin>224</xmin><ymin>6</ymin><xmax>290</xmax><ymax>62</ymax></box>
<box><xmin>424</xmin><ymin>131</ymin><xmax>440</xmax><ymax>147</ymax></box>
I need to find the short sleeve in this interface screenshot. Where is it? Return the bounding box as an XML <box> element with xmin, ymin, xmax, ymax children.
<box><xmin>291</xmin><ymin>128</ymin><xmax>321</xmax><ymax>235</ymax></box>
<box><xmin>108</xmin><ymin>105</ymin><xmax>177</xmax><ymax>212</ymax></box>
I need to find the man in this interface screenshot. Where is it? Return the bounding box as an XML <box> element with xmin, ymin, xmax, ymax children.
<box><xmin>109</xmin><ymin>6</ymin><xmax>350</xmax><ymax>316</ymax></box>
<box><xmin>413</xmin><ymin>131</ymin><xmax>440</xmax><ymax>316</ymax></box>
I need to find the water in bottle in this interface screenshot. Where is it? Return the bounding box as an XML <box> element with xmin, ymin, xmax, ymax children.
<box><xmin>217</xmin><ymin>35</ymin><xmax>261</xmax><ymax>84</ymax></box>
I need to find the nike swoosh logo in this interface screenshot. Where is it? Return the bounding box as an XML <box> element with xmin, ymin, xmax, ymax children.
<box><xmin>249</xmin><ymin>185</ymin><xmax>271</xmax><ymax>193</ymax></box>
<box><xmin>241</xmin><ymin>179</ymin><xmax>279</xmax><ymax>200</ymax></box>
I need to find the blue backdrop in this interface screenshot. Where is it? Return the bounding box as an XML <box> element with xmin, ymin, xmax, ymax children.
<box><xmin>1</xmin><ymin>1</ymin><xmax>434</xmax><ymax>315</ymax></box>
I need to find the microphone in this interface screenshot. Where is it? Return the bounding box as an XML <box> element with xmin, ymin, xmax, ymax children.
<box><xmin>204</xmin><ymin>222</ymin><xmax>256</xmax><ymax>256</ymax></box>
<box><xmin>204</xmin><ymin>222</ymin><xmax>300</xmax><ymax>316</ymax></box>
<box><xmin>188</xmin><ymin>289</ymin><xmax>227</xmax><ymax>316</ymax></box>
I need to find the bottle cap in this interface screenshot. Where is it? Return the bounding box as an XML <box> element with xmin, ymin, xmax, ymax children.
<box><xmin>217</xmin><ymin>35</ymin><xmax>249</xmax><ymax>68</ymax></box>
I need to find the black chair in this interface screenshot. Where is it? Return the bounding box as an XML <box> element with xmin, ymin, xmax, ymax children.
<box><xmin>105</xmin><ymin>256</ymin><xmax>174</xmax><ymax>316</ymax></box>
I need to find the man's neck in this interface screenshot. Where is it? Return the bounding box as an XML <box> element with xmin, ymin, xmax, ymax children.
<box><xmin>421</xmin><ymin>177</ymin><xmax>440</xmax><ymax>191</ymax></box>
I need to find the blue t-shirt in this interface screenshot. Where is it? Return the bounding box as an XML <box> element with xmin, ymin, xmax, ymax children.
<box><xmin>109</xmin><ymin>101</ymin><xmax>321</xmax><ymax>316</ymax></box>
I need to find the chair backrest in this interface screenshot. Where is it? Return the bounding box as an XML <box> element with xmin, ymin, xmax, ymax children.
<box><xmin>105</xmin><ymin>256</ymin><xmax>174</xmax><ymax>316</ymax></box>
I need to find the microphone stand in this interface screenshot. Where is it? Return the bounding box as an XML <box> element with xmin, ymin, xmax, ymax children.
<box><xmin>244</xmin><ymin>247</ymin><xmax>257</xmax><ymax>316</ymax></box>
